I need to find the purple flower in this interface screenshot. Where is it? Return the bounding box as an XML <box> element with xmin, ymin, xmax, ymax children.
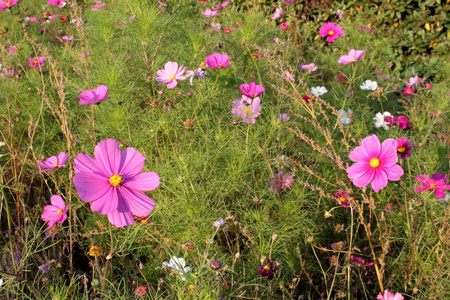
<box><xmin>62</xmin><ymin>35</ymin><xmax>73</xmax><ymax>42</ymax></box>
<box><xmin>37</xmin><ymin>152</ymin><xmax>70</xmax><ymax>174</ymax></box>
<box><xmin>239</xmin><ymin>82</ymin><xmax>265</xmax><ymax>98</ymax></box>
<box><xmin>258</xmin><ymin>258</ymin><xmax>280</xmax><ymax>280</ymax></box>
<box><xmin>41</xmin><ymin>195</ymin><xmax>69</xmax><ymax>229</ymax></box>
<box><xmin>213</xmin><ymin>218</ymin><xmax>225</xmax><ymax>228</ymax></box>
<box><xmin>299</xmin><ymin>63</ymin><xmax>317</xmax><ymax>74</ymax></box>
<box><xmin>73</xmin><ymin>139</ymin><xmax>160</xmax><ymax>227</ymax></box>
<box><xmin>39</xmin><ymin>263</ymin><xmax>51</xmax><ymax>273</ymax></box>
<box><xmin>205</xmin><ymin>53</ymin><xmax>232</xmax><ymax>69</ymax></box>
<box><xmin>231</xmin><ymin>96</ymin><xmax>261</xmax><ymax>124</ymax></box>
<box><xmin>350</xmin><ymin>256</ymin><xmax>374</xmax><ymax>267</ymax></box>
<box><xmin>78</xmin><ymin>85</ymin><xmax>110</xmax><ymax>105</ymax></box>
<box><xmin>155</xmin><ymin>61</ymin><xmax>187</xmax><ymax>89</ymax></box>
<box><xmin>186</xmin><ymin>67</ymin><xmax>207</xmax><ymax>85</ymax></box>
<box><xmin>276</xmin><ymin>113</ymin><xmax>290</xmax><ymax>122</ymax></box>
<box><xmin>395</xmin><ymin>137</ymin><xmax>413</xmax><ymax>159</ymax></box>
<box><xmin>397</xmin><ymin>115</ymin><xmax>411</xmax><ymax>129</ymax></box>
<box><xmin>269</xmin><ymin>171</ymin><xmax>294</xmax><ymax>193</ymax></box>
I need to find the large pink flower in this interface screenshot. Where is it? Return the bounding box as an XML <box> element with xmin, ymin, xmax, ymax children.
<box><xmin>338</xmin><ymin>49</ymin><xmax>365</xmax><ymax>64</ymax></box>
<box><xmin>0</xmin><ymin>0</ymin><xmax>19</xmax><ymax>11</ymax></box>
<box><xmin>78</xmin><ymin>85</ymin><xmax>109</xmax><ymax>105</ymax></box>
<box><xmin>239</xmin><ymin>82</ymin><xmax>265</xmax><ymax>98</ymax></box>
<box><xmin>41</xmin><ymin>195</ymin><xmax>69</xmax><ymax>229</ymax></box>
<box><xmin>377</xmin><ymin>290</ymin><xmax>404</xmax><ymax>300</ymax></box>
<box><xmin>155</xmin><ymin>61</ymin><xmax>187</xmax><ymax>89</ymax></box>
<box><xmin>414</xmin><ymin>172</ymin><xmax>450</xmax><ymax>199</ymax></box>
<box><xmin>73</xmin><ymin>139</ymin><xmax>160</xmax><ymax>227</ymax></box>
<box><xmin>347</xmin><ymin>135</ymin><xmax>403</xmax><ymax>192</ymax></box>
<box><xmin>37</xmin><ymin>152</ymin><xmax>70</xmax><ymax>174</ymax></box>
<box><xmin>205</xmin><ymin>53</ymin><xmax>232</xmax><ymax>69</ymax></box>
<box><xmin>47</xmin><ymin>0</ymin><xmax>65</xmax><ymax>8</ymax></box>
<box><xmin>319</xmin><ymin>22</ymin><xmax>344</xmax><ymax>42</ymax></box>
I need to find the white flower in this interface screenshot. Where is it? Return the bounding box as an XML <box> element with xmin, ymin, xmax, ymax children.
<box><xmin>311</xmin><ymin>86</ymin><xmax>327</xmax><ymax>97</ymax></box>
<box><xmin>0</xmin><ymin>278</ymin><xmax>3</xmax><ymax>288</ymax></box>
<box><xmin>213</xmin><ymin>218</ymin><xmax>225</xmax><ymax>228</ymax></box>
<box><xmin>373</xmin><ymin>111</ymin><xmax>392</xmax><ymax>130</ymax></box>
<box><xmin>162</xmin><ymin>257</ymin><xmax>191</xmax><ymax>281</ymax></box>
<box><xmin>360</xmin><ymin>80</ymin><xmax>378</xmax><ymax>91</ymax></box>
<box><xmin>338</xmin><ymin>108</ymin><xmax>353</xmax><ymax>125</ymax></box>
<box><xmin>0</xmin><ymin>141</ymin><xmax>5</xmax><ymax>147</ymax></box>
<box><xmin>273</xmin><ymin>155</ymin><xmax>291</xmax><ymax>169</ymax></box>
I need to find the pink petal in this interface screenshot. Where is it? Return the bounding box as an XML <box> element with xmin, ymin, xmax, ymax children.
<box><xmin>371</xmin><ymin>168</ymin><xmax>388</xmax><ymax>192</ymax></box>
<box><xmin>119</xmin><ymin>147</ymin><xmax>145</xmax><ymax>176</ymax></box>
<box><xmin>166</xmin><ymin>79</ymin><xmax>178</xmax><ymax>89</ymax></box>
<box><xmin>107</xmin><ymin>203</ymin><xmax>134</xmax><ymax>227</ymax></box>
<box><xmin>347</xmin><ymin>162</ymin><xmax>370</xmax><ymax>179</ymax></box>
<box><xmin>123</xmin><ymin>172</ymin><xmax>160</xmax><ymax>191</ymax></box>
<box><xmin>361</xmin><ymin>135</ymin><xmax>381</xmax><ymax>159</ymax></box>
<box><xmin>94</xmin><ymin>85</ymin><xmax>109</xmax><ymax>100</ymax></box>
<box><xmin>73</xmin><ymin>172</ymin><xmax>111</xmax><ymax>203</ymax></box>
<box><xmin>379</xmin><ymin>138</ymin><xmax>398</xmax><ymax>166</ymax></box>
<box><xmin>382</xmin><ymin>164</ymin><xmax>403</xmax><ymax>181</ymax></box>
<box><xmin>50</xmin><ymin>195</ymin><xmax>65</xmax><ymax>209</ymax></box>
<box><xmin>351</xmin><ymin>166</ymin><xmax>375</xmax><ymax>188</ymax></box>
<box><xmin>57</xmin><ymin>152</ymin><xmax>70</xmax><ymax>165</ymax></box>
<box><xmin>90</xmin><ymin>185</ymin><xmax>119</xmax><ymax>214</ymax></box>
<box><xmin>38</xmin><ymin>160</ymin><xmax>56</xmax><ymax>169</ymax></box>
<box><xmin>119</xmin><ymin>186</ymin><xmax>155</xmax><ymax>216</ymax></box>
<box><xmin>349</xmin><ymin>146</ymin><xmax>370</xmax><ymax>163</ymax></box>
<box><xmin>74</xmin><ymin>153</ymin><xmax>108</xmax><ymax>176</ymax></box>
<box><xmin>94</xmin><ymin>139</ymin><xmax>121</xmax><ymax>175</ymax></box>
<box><xmin>434</xmin><ymin>189</ymin><xmax>446</xmax><ymax>199</ymax></box>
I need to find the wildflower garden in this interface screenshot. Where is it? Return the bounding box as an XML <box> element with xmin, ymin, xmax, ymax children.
<box><xmin>1</xmin><ymin>0</ymin><xmax>450</xmax><ymax>299</ymax></box>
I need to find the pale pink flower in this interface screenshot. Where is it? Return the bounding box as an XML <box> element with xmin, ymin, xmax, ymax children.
<box><xmin>347</xmin><ymin>134</ymin><xmax>403</xmax><ymax>192</ymax></box>
<box><xmin>271</xmin><ymin>7</ymin><xmax>282</xmax><ymax>20</ymax></box>
<box><xmin>73</xmin><ymin>139</ymin><xmax>160</xmax><ymax>227</ymax></box>
<box><xmin>319</xmin><ymin>22</ymin><xmax>344</xmax><ymax>42</ymax></box>
<box><xmin>338</xmin><ymin>49</ymin><xmax>365</xmax><ymax>64</ymax></box>
<box><xmin>202</xmin><ymin>9</ymin><xmax>217</xmax><ymax>18</ymax></box>
<box><xmin>8</xmin><ymin>44</ymin><xmax>18</xmax><ymax>55</ymax></box>
<box><xmin>299</xmin><ymin>63</ymin><xmax>317</xmax><ymax>74</ymax></box>
<box><xmin>78</xmin><ymin>85</ymin><xmax>110</xmax><ymax>105</ymax></box>
<box><xmin>377</xmin><ymin>290</ymin><xmax>404</xmax><ymax>300</ymax></box>
<box><xmin>232</xmin><ymin>96</ymin><xmax>261</xmax><ymax>124</ymax></box>
<box><xmin>155</xmin><ymin>61</ymin><xmax>187</xmax><ymax>89</ymax></box>
<box><xmin>210</xmin><ymin>22</ymin><xmax>221</xmax><ymax>30</ymax></box>
<box><xmin>37</xmin><ymin>152</ymin><xmax>70</xmax><ymax>174</ymax></box>
<box><xmin>205</xmin><ymin>53</ymin><xmax>232</xmax><ymax>69</ymax></box>
<box><xmin>270</xmin><ymin>171</ymin><xmax>294</xmax><ymax>193</ymax></box>
<box><xmin>283</xmin><ymin>71</ymin><xmax>294</xmax><ymax>82</ymax></box>
<box><xmin>41</xmin><ymin>195</ymin><xmax>69</xmax><ymax>228</ymax></box>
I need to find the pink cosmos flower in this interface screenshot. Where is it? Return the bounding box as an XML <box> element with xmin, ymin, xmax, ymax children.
<box><xmin>402</xmin><ymin>87</ymin><xmax>415</xmax><ymax>97</ymax></box>
<box><xmin>338</xmin><ymin>49</ymin><xmax>365</xmax><ymax>64</ymax></box>
<box><xmin>333</xmin><ymin>190</ymin><xmax>351</xmax><ymax>208</ymax></box>
<box><xmin>28</xmin><ymin>56</ymin><xmax>46</xmax><ymax>68</ymax></box>
<box><xmin>0</xmin><ymin>0</ymin><xmax>19</xmax><ymax>11</ymax></box>
<box><xmin>426</xmin><ymin>83</ymin><xmax>432</xmax><ymax>90</ymax></box>
<box><xmin>377</xmin><ymin>290</ymin><xmax>404</xmax><ymax>300</ymax></box>
<box><xmin>319</xmin><ymin>22</ymin><xmax>344</xmax><ymax>42</ymax></box>
<box><xmin>135</xmin><ymin>286</ymin><xmax>147</xmax><ymax>297</ymax></box>
<box><xmin>271</xmin><ymin>7</ymin><xmax>282</xmax><ymax>20</ymax></box>
<box><xmin>92</xmin><ymin>1</ymin><xmax>105</xmax><ymax>11</ymax></box>
<box><xmin>299</xmin><ymin>63</ymin><xmax>317</xmax><ymax>74</ymax></box>
<box><xmin>283</xmin><ymin>71</ymin><xmax>294</xmax><ymax>82</ymax></box>
<box><xmin>222</xmin><ymin>28</ymin><xmax>231</xmax><ymax>33</ymax></box>
<box><xmin>78</xmin><ymin>85</ymin><xmax>110</xmax><ymax>105</ymax></box>
<box><xmin>41</xmin><ymin>195</ymin><xmax>69</xmax><ymax>229</ymax></box>
<box><xmin>232</xmin><ymin>95</ymin><xmax>261</xmax><ymax>124</ymax></box>
<box><xmin>212</xmin><ymin>1</ymin><xmax>229</xmax><ymax>10</ymax></box>
<box><xmin>414</xmin><ymin>172</ymin><xmax>450</xmax><ymax>199</ymax></box>
<box><xmin>48</xmin><ymin>0</ymin><xmax>65</xmax><ymax>8</ymax></box>
<box><xmin>8</xmin><ymin>44</ymin><xmax>18</xmax><ymax>55</ymax></box>
<box><xmin>62</xmin><ymin>35</ymin><xmax>73</xmax><ymax>41</ymax></box>
<box><xmin>205</xmin><ymin>53</ymin><xmax>232</xmax><ymax>69</ymax></box>
<box><xmin>396</xmin><ymin>137</ymin><xmax>413</xmax><ymax>159</ymax></box>
<box><xmin>211</xmin><ymin>22</ymin><xmax>221</xmax><ymax>30</ymax></box>
<box><xmin>281</xmin><ymin>22</ymin><xmax>288</xmax><ymax>30</ymax></box>
<box><xmin>29</xmin><ymin>17</ymin><xmax>37</xmax><ymax>23</ymax></box>
<box><xmin>276</xmin><ymin>113</ymin><xmax>290</xmax><ymax>123</ymax></box>
<box><xmin>239</xmin><ymin>82</ymin><xmax>265</xmax><ymax>98</ymax></box>
<box><xmin>73</xmin><ymin>139</ymin><xmax>160</xmax><ymax>227</ymax></box>
<box><xmin>350</xmin><ymin>256</ymin><xmax>374</xmax><ymax>267</ymax></box>
<box><xmin>397</xmin><ymin>115</ymin><xmax>411</xmax><ymax>129</ymax></box>
<box><xmin>37</xmin><ymin>152</ymin><xmax>70</xmax><ymax>174</ymax></box>
<box><xmin>359</xmin><ymin>25</ymin><xmax>375</xmax><ymax>33</ymax></box>
<box><xmin>269</xmin><ymin>171</ymin><xmax>294</xmax><ymax>193</ymax></box>
<box><xmin>347</xmin><ymin>134</ymin><xmax>404</xmax><ymax>192</ymax></box>
<box><xmin>155</xmin><ymin>61</ymin><xmax>187</xmax><ymax>89</ymax></box>
<box><xmin>202</xmin><ymin>9</ymin><xmax>217</xmax><ymax>18</ymax></box>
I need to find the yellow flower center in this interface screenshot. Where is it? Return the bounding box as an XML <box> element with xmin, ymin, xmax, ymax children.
<box><xmin>430</xmin><ymin>183</ymin><xmax>435</xmax><ymax>189</ymax></box>
<box><xmin>397</xmin><ymin>147</ymin><xmax>405</xmax><ymax>153</ymax></box>
<box><xmin>169</xmin><ymin>75</ymin><xmax>175</xmax><ymax>80</ymax></box>
<box><xmin>34</xmin><ymin>60</ymin><xmax>39</xmax><ymax>64</ymax></box>
<box><xmin>200</xmin><ymin>62</ymin><xmax>206</xmax><ymax>68</ymax></box>
<box><xmin>264</xmin><ymin>265</ymin><xmax>270</xmax><ymax>270</ymax></box>
<box><xmin>218</xmin><ymin>64</ymin><xmax>223</xmax><ymax>67</ymax></box>
<box><xmin>328</xmin><ymin>30</ymin><xmax>334</xmax><ymax>35</ymax></box>
<box><xmin>350</xmin><ymin>58</ymin><xmax>355</xmax><ymax>61</ymax></box>
<box><xmin>6</xmin><ymin>2</ymin><xmax>11</xmax><ymax>6</ymax></box>
<box><xmin>53</xmin><ymin>162</ymin><xmax>59</xmax><ymax>167</ymax></box>
<box><xmin>369</xmin><ymin>158</ymin><xmax>380</xmax><ymax>168</ymax></box>
<box><xmin>109</xmin><ymin>174</ymin><xmax>123</xmax><ymax>187</ymax></box>
<box><xmin>339</xmin><ymin>197</ymin><xmax>346</xmax><ymax>203</ymax></box>
<box><xmin>57</xmin><ymin>209</ymin><xmax>63</xmax><ymax>215</ymax></box>
<box><xmin>244</xmin><ymin>107</ymin><xmax>251</xmax><ymax>113</ymax></box>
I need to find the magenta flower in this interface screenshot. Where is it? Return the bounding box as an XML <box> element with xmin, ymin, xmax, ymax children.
<box><xmin>37</xmin><ymin>152</ymin><xmax>70</xmax><ymax>174</ymax></box>
<box><xmin>62</xmin><ymin>35</ymin><xmax>73</xmax><ymax>41</ymax></box>
<box><xmin>92</xmin><ymin>1</ymin><xmax>105</xmax><ymax>11</ymax></box>
<box><xmin>155</xmin><ymin>61</ymin><xmax>187</xmax><ymax>89</ymax></box>
<box><xmin>78</xmin><ymin>85</ymin><xmax>110</xmax><ymax>105</ymax></box>
<box><xmin>29</xmin><ymin>17</ymin><xmax>37</xmax><ymax>23</ymax></box>
<box><xmin>281</xmin><ymin>22</ymin><xmax>288</xmax><ymax>30</ymax></box>
<box><xmin>232</xmin><ymin>96</ymin><xmax>261</xmax><ymax>124</ymax></box>
<box><xmin>426</xmin><ymin>83</ymin><xmax>432</xmax><ymax>90</ymax></box>
<box><xmin>0</xmin><ymin>0</ymin><xmax>19</xmax><ymax>11</ymax></box>
<box><xmin>377</xmin><ymin>290</ymin><xmax>404</xmax><ymax>300</ymax></box>
<box><xmin>332</xmin><ymin>190</ymin><xmax>351</xmax><ymax>208</ymax></box>
<box><xmin>28</xmin><ymin>56</ymin><xmax>46</xmax><ymax>68</ymax></box>
<box><xmin>8</xmin><ymin>44</ymin><xmax>18</xmax><ymax>55</ymax></box>
<box><xmin>205</xmin><ymin>53</ymin><xmax>232</xmax><ymax>69</ymax></box>
<box><xmin>41</xmin><ymin>195</ymin><xmax>69</xmax><ymax>228</ymax></box>
<box><xmin>395</xmin><ymin>137</ymin><xmax>413</xmax><ymax>159</ymax></box>
<box><xmin>414</xmin><ymin>172</ymin><xmax>450</xmax><ymax>199</ymax></box>
<box><xmin>271</xmin><ymin>7</ymin><xmax>282</xmax><ymax>20</ymax></box>
<box><xmin>258</xmin><ymin>258</ymin><xmax>280</xmax><ymax>280</ymax></box>
<box><xmin>239</xmin><ymin>82</ymin><xmax>265</xmax><ymax>98</ymax></box>
<box><xmin>397</xmin><ymin>115</ymin><xmax>411</xmax><ymax>129</ymax></box>
<box><xmin>337</xmin><ymin>49</ymin><xmax>365</xmax><ymax>64</ymax></box>
<box><xmin>347</xmin><ymin>135</ymin><xmax>403</xmax><ymax>192</ymax></box>
<box><xmin>299</xmin><ymin>63</ymin><xmax>317</xmax><ymax>74</ymax></box>
<box><xmin>319</xmin><ymin>22</ymin><xmax>344</xmax><ymax>42</ymax></box>
<box><xmin>202</xmin><ymin>9</ymin><xmax>217</xmax><ymax>18</ymax></box>
<box><xmin>269</xmin><ymin>171</ymin><xmax>294</xmax><ymax>193</ymax></box>
<box><xmin>48</xmin><ymin>0</ymin><xmax>65</xmax><ymax>8</ymax></box>
<box><xmin>350</xmin><ymin>256</ymin><xmax>374</xmax><ymax>267</ymax></box>
<box><xmin>73</xmin><ymin>139</ymin><xmax>160</xmax><ymax>227</ymax></box>
<box><xmin>222</xmin><ymin>28</ymin><xmax>231</xmax><ymax>33</ymax></box>
<box><xmin>402</xmin><ymin>87</ymin><xmax>415</xmax><ymax>97</ymax></box>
